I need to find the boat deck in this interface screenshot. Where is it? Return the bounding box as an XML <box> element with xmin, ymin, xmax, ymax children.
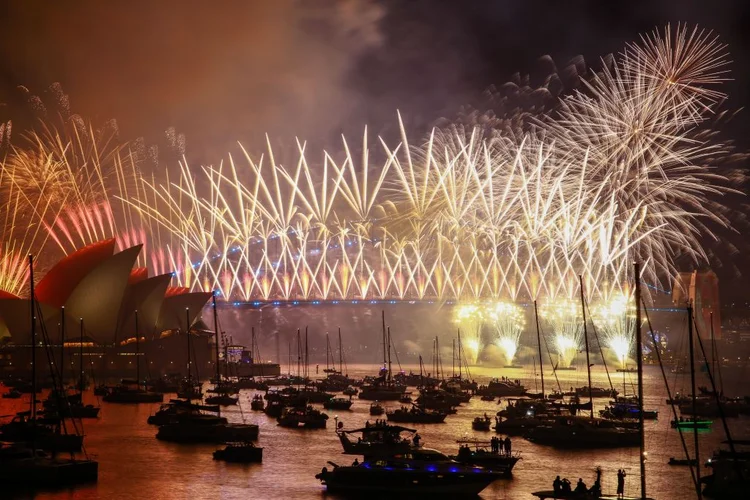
<box><xmin>532</xmin><ymin>491</ymin><xmax>653</xmax><ymax>500</ymax></box>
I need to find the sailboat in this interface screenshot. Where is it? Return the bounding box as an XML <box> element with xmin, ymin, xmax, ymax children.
<box><xmin>532</xmin><ymin>263</ymin><xmax>652</xmax><ymax>499</ymax></box>
<box><xmin>525</xmin><ymin>276</ymin><xmax>639</xmax><ymax>449</ymax></box>
<box><xmin>205</xmin><ymin>296</ymin><xmax>239</xmax><ymax>406</ymax></box>
<box><xmin>318</xmin><ymin>329</ymin><xmax>356</xmax><ymax>392</ymax></box>
<box><xmin>358</xmin><ymin>312</ymin><xmax>405</xmax><ymax>401</ymax></box>
<box><xmin>102</xmin><ymin>309</ymin><xmax>163</xmax><ymax>404</ymax></box>
<box><xmin>0</xmin><ymin>254</ymin><xmax>98</xmax><ymax>488</ymax></box>
<box><xmin>42</xmin><ymin>310</ymin><xmax>100</xmax><ymax>418</ymax></box>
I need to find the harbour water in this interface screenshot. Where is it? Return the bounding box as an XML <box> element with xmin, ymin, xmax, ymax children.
<box><xmin>2</xmin><ymin>364</ymin><xmax>748</xmax><ymax>499</ymax></box>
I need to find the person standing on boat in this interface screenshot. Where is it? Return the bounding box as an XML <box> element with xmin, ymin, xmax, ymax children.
<box><xmin>553</xmin><ymin>476</ymin><xmax>562</xmax><ymax>495</ymax></box>
<box><xmin>617</xmin><ymin>469</ymin><xmax>626</xmax><ymax>498</ymax></box>
<box><xmin>503</xmin><ymin>436</ymin><xmax>512</xmax><ymax>456</ymax></box>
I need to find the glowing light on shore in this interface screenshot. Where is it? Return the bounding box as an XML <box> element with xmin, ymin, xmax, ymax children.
<box><xmin>487</xmin><ymin>301</ymin><xmax>525</xmax><ymax>366</ymax></box>
<box><xmin>454</xmin><ymin>304</ymin><xmax>484</xmax><ymax>364</ymax></box>
<box><xmin>592</xmin><ymin>292</ymin><xmax>636</xmax><ymax>368</ymax></box>
<box><xmin>540</xmin><ymin>298</ymin><xmax>582</xmax><ymax>368</ymax></box>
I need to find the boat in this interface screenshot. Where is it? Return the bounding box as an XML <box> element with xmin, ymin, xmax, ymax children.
<box><xmin>323</xmin><ymin>397</ymin><xmax>353</xmax><ymax>411</ymax></box>
<box><xmin>147</xmin><ymin>399</ymin><xmax>226</xmax><ymax>426</ymax></box>
<box><xmin>204</xmin><ymin>393</ymin><xmax>239</xmax><ymax>406</ymax></box>
<box><xmin>369</xmin><ymin>402</ymin><xmax>385</xmax><ymax>416</ymax></box>
<box><xmin>315</xmin><ymin>448</ymin><xmax>504</xmax><ymax>497</ymax></box>
<box><xmin>213</xmin><ymin>441</ymin><xmax>263</xmax><ymax>463</ymax></box>
<box><xmin>535</xmin><ymin>266</ymin><xmax>654</xmax><ymax>499</ymax></box>
<box><xmin>573</xmin><ymin>386</ymin><xmax>618</xmax><ymax>399</ymax></box>
<box><xmin>359</xmin><ymin>314</ymin><xmax>406</xmax><ymax>401</ymax></box>
<box><xmin>399</xmin><ymin>394</ymin><xmax>412</xmax><ymax>404</ymax></box>
<box><xmin>342</xmin><ymin>386</ymin><xmax>358</xmax><ymax>396</ymax></box>
<box><xmin>599</xmin><ymin>403</ymin><xmax>658</xmax><ymax>420</ymax></box>
<box><xmin>0</xmin><ymin>256</ymin><xmax>98</xmax><ymax>490</ymax></box>
<box><xmin>671</xmin><ymin>417</ymin><xmax>712</xmax><ymax>429</ymax></box>
<box><xmin>336</xmin><ymin>422</ymin><xmax>420</xmax><ymax>456</ymax></box>
<box><xmin>102</xmin><ymin>384</ymin><xmax>164</xmax><ymax>403</ymax></box>
<box><xmin>250</xmin><ymin>394</ymin><xmax>265</xmax><ymax>411</ymax></box>
<box><xmin>477</xmin><ymin>378</ymin><xmax>527</xmax><ymax>398</ymax></box>
<box><xmin>702</xmin><ymin>439</ymin><xmax>750</xmax><ymax>498</ymax></box>
<box><xmin>524</xmin><ymin>415</ymin><xmax>640</xmax><ymax>448</ymax></box>
<box><xmin>277</xmin><ymin>405</ymin><xmax>329</xmax><ymax>429</ymax></box>
<box><xmin>2</xmin><ymin>389</ymin><xmax>21</xmax><ymax>399</ymax></box>
<box><xmin>472</xmin><ymin>415</ymin><xmax>492</xmax><ymax>431</ymax></box>
<box><xmin>0</xmin><ymin>412</ymin><xmax>84</xmax><ymax>453</ymax></box>
<box><xmin>480</xmin><ymin>394</ymin><xmax>495</xmax><ymax>402</ymax></box>
<box><xmin>452</xmin><ymin>440</ymin><xmax>520</xmax><ymax>475</ymax></box>
<box><xmin>156</xmin><ymin>419</ymin><xmax>259</xmax><ymax>443</ymax></box>
<box><xmin>176</xmin><ymin>382</ymin><xmax>203</xmax><ymax>400</ymax></box>
<box><xmin>0</xmin><ymin>443</ymin><xmax>98</xmax><ymax>488</ymax></box>
<box><xmin>668</xmin><ymin>457</ymin><xmax>697</xmax><ymax>466</ymax></box>
<box><xmin>386</xmin><ymin>404</ymin><xmax>447</xmax><ymax>424</ymax></box>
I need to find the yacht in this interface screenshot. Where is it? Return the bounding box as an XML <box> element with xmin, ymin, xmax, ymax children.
<box><xmin>277</xmin><ymin>405</ymin><xmax>329</xmax><ymax>429</ymax></box>
<box><xmin>316</xmin><ymin>447</ymin><xmax>503</xmax><ymax>496</ymax></box>
<box><xmin>337</xmin><ymin>422</ymin><xmax>419</xmax><ymax>457</ymax></box>
<box><xmin>386</xmin><ymin>404</ymin><xmax>447</xmax><ymax>424</ymax></box>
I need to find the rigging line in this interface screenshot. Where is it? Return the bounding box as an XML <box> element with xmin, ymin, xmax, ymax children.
<box><xmin>583</xmin><ymin>294</ymin><xmax>615</xmax><ymax>392</ymax></box>
<box><xmin>690</xmin><ymin>309</ymin><xmax>741</xmax><ymax>479</ymax></box>
<box><xmin>536</xmin><ymin>319</ymin><xmax>562</xmax><ymax>392</ymax></box>
<box><xmin>642</xmin><ymin>298</ymin><xmax>698</xmax><ymax>492</ymax></box>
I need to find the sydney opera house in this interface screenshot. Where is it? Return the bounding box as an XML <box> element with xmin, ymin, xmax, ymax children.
<box><xmin>0</xmin><ymin>239</ymin><xmax>217</xmax><ymax>380</ymax></box>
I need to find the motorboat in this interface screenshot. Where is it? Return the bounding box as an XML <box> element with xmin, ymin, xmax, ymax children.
<box><xmin>147</xmin><ymin>399</ymin><xmax>226</xmax><ymax>426</ymax></box>
<box><xmin>336</xmin><ymin>422</ymin><xmax>420</xmax><ymax>457</ymax></box>
<box><xmin>323</xmin><ymin>397</ymin><xmax>353</xmax><ymax>411</ymax></box>
<box><xmin>671</xmin><ymin>417</ymin><xmax>712</xmax><ymax>429</ymax></box>
<box><xmin>204</xmin><ymin>394</ymin><xmax>239</xmax><ymax>406</ymax></box>
<box><xmin>524</xmin><ymin>416</ymin><xmax>639</xmax><ymax>448</ymax></box>
<box><xmin>156</xmin><ymin>420</ymin><xmax>259</xmax><ymax>443</ymax></box>
<box><xmin>472</xmin><ymin>415</ymin><xmax>492</xmax><ymax>431</ymax></box>
<box><xmin>386</xmin><ymin>404</ymin><xmax>447</xmax><ymax>424</ymax></box>
<box><xmin>668</xmin><ymin>457</ymin><xmax>697</xmax><ymax>466</ymax></box>
<box><xmin>451</xmin><ymin>440</ymin><xmax>520</xmax><ymax>475</ymax></box>
<box><xmin>213</xmin><ymin>441</ymin><xmax>263</xmax><ymax>463</ymax></box>
<box><xmin>477</xmin><ymin>378</ymin><xmax>526</xmax><ymax>398</ymax></box>
<box><xmin>369</xmin><ymin>402</ymin><xmax>385</xmax><ymax>416</ymax></box>
<box><xmin>316</xmin><ymin>447</ymin><xmax>503</xmax><ymax>496</ymax></box>
<box><xmin>277</xmin><ymin>405</ymin><xmax>329</xmax><ymax>429</ymax></box>
<box><xmin>102</xmin><ymin>385</ymin><xmax>163</xmax><ymax>404</ymax></box>
<box><xmin>250</xmin><ymin>394</ymin><xmax>265</xmax><ymax>411</ymax></box>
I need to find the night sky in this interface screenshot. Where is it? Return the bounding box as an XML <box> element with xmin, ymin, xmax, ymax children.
<box><xmin>0</xmin><ymin>0</ymin><xmax>749</xmax><ymax>297</ymax></box>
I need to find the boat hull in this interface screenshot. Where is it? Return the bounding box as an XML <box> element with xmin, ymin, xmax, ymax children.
<box><xmin>317</xmin><ymin>466</ymin><xmax>499</xmax><ymax>497</ymax></box>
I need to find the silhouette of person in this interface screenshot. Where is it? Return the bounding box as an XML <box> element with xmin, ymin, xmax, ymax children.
<box><xmin>617</xmin><ymin>469</ymin><xmax>626</xmax><ymax>498</ymax></box>
<box><xmin>561</xmin><ymin>478</ymin><xmax>571</xmax><ymax>493</ymax></box>
<box><xmin>553</xmin><ymin>476</ymin><xmax>562</xmax><ymax>494</ymax></box>
<box><xmin>574</xmin><ymin>478</ymin><xmax>587</xmax><ymax>494</ymax></box>
<box><xmin>352</xmin><ymin>458</ymin><xmax>359</xmax><ymax>466</ymax></box>
<box><xmin>504</xmin><ymin>436</ymin><xmax>512</xmax><ymax>455</ymax></box>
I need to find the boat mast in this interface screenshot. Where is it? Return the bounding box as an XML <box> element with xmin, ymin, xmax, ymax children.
<box><xmin>29</xmin><ymin>254</ymin><xmax>36</xmax><ymax>455</ymax></box>
<box><xmin>387</xmin><ymin>326</ymin><xmax>392</xmax><ymax>383</ymax></box>
<box><xmin>60</xmin><ymin>306</ymin><xmax>65</xmax><ymax>384</ymax></box>
<box><xmin>633</xmin><ymin>262</ymin><xmax>646</xmax><ymax>500</ymax></box>
<box><xmin>710</xmin><ymin>311</ymin><xmax>723</xmax><ymax>395</ymax></box>
<box><xmin>687</xmin><ymin>301</ymin><xmax>702</xmax><ymax>499</ymax></box>
<box><xmin>135</xmin><ymin>310</ymin><xmax>141</xmax><ymax>391</ymax></box>
<box><xmin>185</xmin><ymin>307</ymin><xmax>191</xmax><ymax>402</ymax></box>
<box><xmin>79</xmin><ymin>317</ymin><xmax>85</xmax><ymax>393</ymax></box>
<box><xmin>452</xmin><ymin>338</ymin><xmax>455</xmax><ymax>378</ymax></box>
<box><xmin>305</xmin><ymin>326</ymin><xmax>309</xmax><ymax>381</ymax></box>
<box><xmin>534</xmin><ymin>300</ymin><xmax>545</xmax><ymax>398</ymax></box>
<box><xmin>325</xmin><ymin>334</ymin><xmax>331</xmax><ymax>372</ymax></box>
<box><xmin>578</xmin><ymin>275</ymin><xmax>594</xmax><ymax>419</ymax></box>
<box><xmin>381</xmin><ymin>310</ymin><xmax>387</xmax><ymax>373</ymax></box>
<box><xmin>296</xmin><ymin>328</ymin><xmax>301</xmax><ymax>379</ymax></box>
<box><xmin>435</xmin><ymin>336</ymin><xmax>441</xmax><ymax>380</ymax></box>
<box><xmin>457</xmin><ymin>329</ymin><xmax>462</xmax><ymax>379</ymax></box>
<box><xmin>213</xmin><ymin>295</ymin><xmax>220</xmax><ymax>385</ymax></box>
<box><xmin>338</xmin><ymin>327</ymin><xmax>343</xmax><ymax>374</ymax></box>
